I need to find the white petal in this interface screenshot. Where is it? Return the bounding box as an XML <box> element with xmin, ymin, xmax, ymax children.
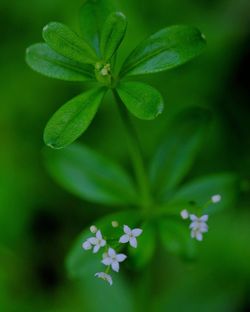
<box><xmin>116</xmin><ymin>253</ymin><xmax>127</xmax><ymax>262</ymax></box>
<box><xmin>82</xmin><ymin>241</ymin><xmax>91</xmax><ymax>250</ymax></box>
<box><xmin>106</xmin><ymin>275</ymin><xmax>113</xmax><ymax>286</ymax></box>
<box><xmin>200</xmin><ymin>215</ymin><xmax>208</xmax><ymax>222</ymax></box>
<box><xmin>102</xmin><ymin>257</ymin><xmax>112</xmax><ymax>266</ymax></box>
<box><xmin>100</xmin><ymin>239</ymin><xmax>106</xmax><ymax>247</ymax></box>
<box><xmin>96</xmin><ymin>230</ymin><xmax>102</xmax><ymax>240</ymax></box>
<box><xmin>119</xmin><ymin>234</ymin><xmax>130</xmax><ymax>244</ymax></box>
<box><xmin>200</xmin><ymin>225</ymin><xmax>208</xmax><ymax>233</ymax></box>
<box><xmin>132</xmin><ymin>228</ymin><xmax>143</xmax><ymax>237</ymax></box>
<box><xmin>108</xmin><ymin>248</ymin><xmax>116</xmax><ymax>257</ymax></box>
<box><xmin>93</xmin><ymin>245</ymin><xmax>100</xmax><ymax>253</ymax></box>
<box><xmin>95</xmin><ymin>272</ymin><xmax>113</xmax><ymax>286</ymax></box>
<box><xmin>189</xmin><ymin>221</ymin><xmax>199</xmax><ymax>229</ymax></box>
<box><xmin>123</xmin><ymin>225</ymin><xmax>131</xmax><ymax>235</ymax></box>
<box><xmin>190</xmin><ymin>214</ymin><xmax>198</xmax><ymax>221</ymax></box>
<box><xmin>89</xmin><ymin>237</ymin><xmax>97</xmax><ymax>245</ymax></box>
<box><xmin>111</xmin><ymin>261</ymin><xmax>119</xmax><ymax>272</ymax></box>
<box><xmin>196</xmin><ymin>232</ymin><xmax>203</xmax><ymax>241</ymax></box>
<box><xmin>191</xmin><ymin>229</ymin><xmax>196</xmax><ymax>238</ymax></box>
<box><xmin>129</xmin><ymin>237</ymin><xmax>137</xmax><ymax>248</ymax></box>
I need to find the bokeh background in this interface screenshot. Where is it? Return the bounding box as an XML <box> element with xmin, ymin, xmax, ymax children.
<box><xmin>1</xmin><ymin>0</ymin><xmax>250</xmax><ymax>311</ymax></box>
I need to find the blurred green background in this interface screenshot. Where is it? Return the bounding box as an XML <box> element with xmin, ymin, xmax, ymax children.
<box><xmin>1</xmin><ymin>0</ymin><xmax>250</xmax><ymax>311</ymax></box>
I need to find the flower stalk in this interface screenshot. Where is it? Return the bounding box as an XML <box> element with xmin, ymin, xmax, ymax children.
<box><xmin>113</xmin><ymin>90</ymin><xmax>152</xmax><ymax>212</ymax></box>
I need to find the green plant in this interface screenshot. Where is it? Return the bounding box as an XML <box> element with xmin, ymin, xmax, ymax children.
<box><xmin>26</xmin><ymin>0</ymin><xmax>237</xmax><ymax>286</ymax></box>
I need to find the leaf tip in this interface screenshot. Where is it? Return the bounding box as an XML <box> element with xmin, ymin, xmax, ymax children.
<box><xmin>45</xmin><ymin>141</ymin><xmax>64</xmax><ymax>150</ymax></box>
<box><xmin>115</xmin><ymin>11</ymin><xmax>127</xmax><ymax>20</ymax></box>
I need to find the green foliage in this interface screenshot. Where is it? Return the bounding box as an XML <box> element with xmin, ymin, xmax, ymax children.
<box><xmin>66</xmin><ymin>211</ymin><xmax>140</xmax><ymax>279</ymax></box>
<box><xmin>100</xmin><ymin>12</ymin><xmax>127</xmax><ymax>61</ymax></box>
<box><xmin>45</xmin><ymin>143</ymin><xmax>138</xmax><ymax>205</ymax></box>
<box><xmin>129</xmin><ymin>221</ymin><xmax>156</xmax><ymax>269</ymax></box>
<box><xmin>43</xmin><ymin>22</ymin><xmax>97</xmax><ymax>64</ymax></box>
<box><xmin>26</xmin><ymin>7</ymin><xmax>206</xmax><ymax>149</ymax></box>
<box><xmin>158</xmin><ymin>217</ymin><xmax>196</xmax><ymax>258</ymax></box>
<box><xmin>25</xmin><ymin>43</ymin><xmax>95</xmax><ymax>81</ymax></box>
<box><xmin>168</xmin><ymin>173</ymin><xmax>238</xmax><ymax>214</ymax></box>
<box><xmin>24</xmin><ymin>0</ymin><xmax>240</xmax><ymax>297</ymax></box>
<box><xmin>120</xmin><ymin>25</ymin><xmax>206</xmax><ymax>77</ymax></box>
<box><xmin>44</xmin><ymin>87</ymin><xmax>106</xmax><ymax>149</ymax></box>
<box><xmin>81</xmin><ymin>275</ymin><xmax>134</xmax><ymax>312</ymax></box>
<box><xmin>117</xmin><ymin>81</ymin><xmax>164</xmax><ymax>120</ymax></box>
<box><xmin>79</xmin><ymin>0</ymin><xmax>116</xmax><ymax>54</ymax></box>
<box><xmin>149</xmin><ymin>107</ymin><xmax>211</xmax><ymax>199</ymax></box>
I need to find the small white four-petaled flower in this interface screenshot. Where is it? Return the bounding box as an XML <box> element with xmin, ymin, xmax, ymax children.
<box><xmin>189</xmin><ymin>214</ymin><xmax>208</xmax><ymax>241</ymax></box>
<box><xmin>102</xmin><ymin>248</ymin><xmax>127</xmax><ymax>272</ymax></box>
<box><xmin>119</xmin><ymin>225</ymin><xmax>143</xmax><ymax>248</ymax></box>
<box><xmin>82</xmin><ymin>230</ymin><xmax>106</xmax><ymax>253</ymax></box>
<box><xmin>95</xmin><ymin>272</ymin><xmax>113</xmax><ymax>286</ymax></box>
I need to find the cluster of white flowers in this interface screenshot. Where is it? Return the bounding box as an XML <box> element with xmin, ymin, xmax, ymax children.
<box><xmin>82</xmin><ymin>222</ymin><xmax>143</xmax><ymax>286</ymax></box>
<box><xmin>180</xmin><ymin>194</ymin><xmax>221</xmax><ymax>241</ymax></box>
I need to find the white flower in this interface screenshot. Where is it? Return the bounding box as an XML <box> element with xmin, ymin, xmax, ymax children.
<box><xmin>119</xmin><ymin>225</ymin><xmax>143</xmax><ymax>248</ymax></box>
<box><xmin>189</xmin><ymin>214</ymin><xmax>208</xmax><ymax>241</ymax></box>
<box><xmin>211</xmin><ymin>194</ymin><xmax>221</xmax><ymax>203</ymax></box>
<box><xmin>95</xmin><ymin>272</ymin><xmax>113</xmax><ymax>286</ymax></box>
<box><xmin>180</xmin><ymin>209</ymin><xmax>189</xmax><ymax>219</ymax></box>
<box><xmin>102</xmin><ymin>248</ymin><xmax>127</xmax><ymax>272</ymax></box>
<box><xmin>82</xmin><ymin>230</ymin><xmax>106</xmax><ymax>253</ymax></box>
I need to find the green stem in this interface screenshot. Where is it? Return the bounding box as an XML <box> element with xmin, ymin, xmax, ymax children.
<box><xmin>113</xmin><ymin>90</ymin><xmax>152</xmax><ymax>211</ymax></box>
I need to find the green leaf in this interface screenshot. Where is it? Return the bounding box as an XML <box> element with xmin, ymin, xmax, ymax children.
<box><xmin>116</xmin><ymin>81</ymin><xmax>164</xmax><ymax>120</ymax></box>
<box><xmin>158</xmin><ymin>217</ymin><xmax>196</xmax><ymax>259</ymax></box>
<box><xmin>26</xmin><ymin>43</ymin><xmax>94</xmax><ymax>81</ymax></box>
<box><xmin>120</xmin><ymin>25</ymin><xmax>206</xmax><ymax>77</ymax></box>
<box><xmin>44</xmin><ymin>143</ymin><xmax>138</xmax><ymax>205</ymax></box>
<box><xmin>80</xmin><ymin>275</ymin><xmax>134</xmax><ymax>312</ymax></box>
<box><xmin>100</xmin><ymin>12</ymin><xmax>127</xmax><ymax>61</ymax></box>
<box><xmin>129</xmin><ymin>221</ymin><xmax>155</xmax><ymax>269</ymax></box>
<box><xmin>42</xmin><ymin>22</ymin><xmax>97</xmax><ymax>65</ymax></box>
<box><xmin>79</xmin><ymin>0</ymin><xmax>116</xmax><ymax>54</ymax></box>
<box><xmin>66</xmin><ymin>211</ymin><xmax>140</xmax><ymax>279</ymax></box>
<box><xmin>168</xmin><ymin>173</ymin><xmax>238</xmax><ymax>214</ymax></box>
<box><xmin>44</xmin><ymin>87</ymin><xmax>106</xmax><ymax>149</ymax></box>
<box><xmin>149</xmin><ymin>107</ymin><xmax>211</xmax><ymax>198</ymax></box>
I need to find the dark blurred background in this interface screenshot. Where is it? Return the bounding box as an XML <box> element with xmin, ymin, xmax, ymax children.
<box><xmin>0</xmin><ymin>0</ymin><xmax>250</xmax><ymax>311</ymax></box>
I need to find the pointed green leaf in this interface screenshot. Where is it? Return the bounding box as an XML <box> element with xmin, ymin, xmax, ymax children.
<box><xmin>44</xmin><ymin>143</ymin><xmax>138</xmax><ymax>205</ymax></box>
<box><xmin>116</xmin><ymin>81</ymin><xmax>164</xmax><ymax>120</ymax></box>
<box><xmin>66</xmin><ymin>211</ymin><xmax>140</xmax><ymax>279</ymax></box>
<box><xmin>26</xmin><ymin>43</ymin><xmax>94</xmax><ymax>81</ymax></box>
<box><xmin>100</xmin><ymin>12</ymin><xmax>127</xmax><ymax>61</ymax></box>
<box><xmin>43</xmin><ymin>22</ymin><xmax>97</xmax><ymax>65</ymax></box>
<box><xmin>158</xmin><ymin>217</ymin><xmax>196</xmax><ymax>259</ymax></box>
<box><xmin>168</xmin><ymin>173</ymin><xmax>238</xmax><ymax>214</ymax></box>
<box><xmin>121</xmin><ymin>25</ymin><xmax>206</xmax><ymax>77</ymax></box>
<box><xmin>79</xmin><ymin>0</ymin><xmax>116</xmax><ymax>54</ymax></box>
<box><xmin>149</xmin><ymin>107</ymin><xmax>211</xmax><ymax>198</ymax></box>
<box><xmin>44</xmin><ymin>87</ymin><xmax>106</xmax><ymax>149</ymax></box>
